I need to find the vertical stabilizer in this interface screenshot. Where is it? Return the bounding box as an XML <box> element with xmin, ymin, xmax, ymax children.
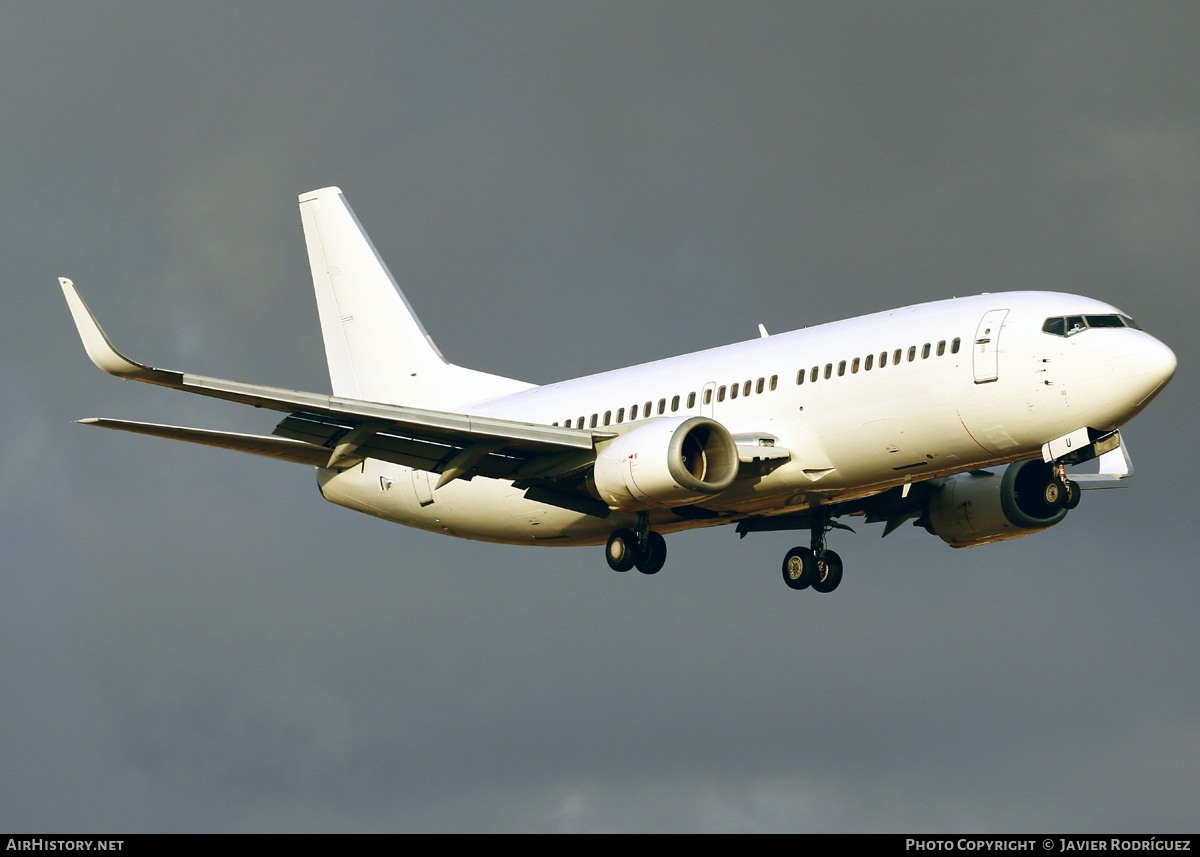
<box><xmin>298</xmin><ymin>187</ymin><xmax>531</xmax><ymax>408</ymax></box>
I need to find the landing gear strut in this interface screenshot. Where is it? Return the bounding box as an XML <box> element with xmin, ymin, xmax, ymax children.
<box><xmin>605</xmin><ymin>512</ymin><xmax>667</xmax><ymax>575</ymax></box>
<box><xmin>781</xmin><ymin>506</ymin><xmax>843</xmax><ymax>593</ymax></box>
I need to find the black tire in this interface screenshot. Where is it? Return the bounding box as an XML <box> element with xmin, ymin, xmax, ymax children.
<box><xmin>1043</xmin><ymin>479</ymin><xmax>1063</xmax><ymax>507</ymax></box>
<box><xmin>1064</xmin><ymin>479</ymin><xmax>1081</xmax><ymax>510</ymax></box>
<box><xmin>605</xmin><ymin>529</ymin><xmax>637</xmax><ymax>572</ymax></box>
<box><xmin>635</xmin><ymin>531</ymin><xmax>667</xmax><ymax>575</ymax></box>
<box><xmin>812</xmin><ymin>550</ymin><xmax>843</xmax><ymax>594</ymax></box>
<box><xmin>782</xmin><ymin>547</ymin><xmax>814</xmax><ymax>590</ymax></box>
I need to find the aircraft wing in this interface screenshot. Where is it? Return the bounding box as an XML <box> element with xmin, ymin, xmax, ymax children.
<box><xmin>62</xmin><ymin>278</ymin><xmax>605</xmax><ymax>482</ymax></box>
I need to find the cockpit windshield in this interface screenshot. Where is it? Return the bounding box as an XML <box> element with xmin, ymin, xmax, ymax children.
<box><xmin>1042</xmin><ymin>314</ymin><xmax>1140</xmax><ymax>337</ymax></box>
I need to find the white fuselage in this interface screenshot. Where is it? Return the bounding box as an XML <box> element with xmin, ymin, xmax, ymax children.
<box><xmin>316</xmin><ymin>291</ymin><xmax>1175</xmax><ymax>546</ymax></box>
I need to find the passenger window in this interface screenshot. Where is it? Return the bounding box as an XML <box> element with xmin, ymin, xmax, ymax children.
<box><xmin>769</xmin><ymin>375</ymin><xmax>778</xmax><ymax>391</ymax></box>
<box><xmin>687</xmin><ymin>392</ymin><xmax>696</xmax><ymax>408</ymax></box>
<box><xmin>922</xmin><ymin>343</ymin><xmax>931</xmax><ymax>359</ymax></box>
<box><xmin>893</xmin><ymin>349</ymin><xmax>902</xmax><ymax>365</ymax></box>
<box><xmin>743</xmin><ymin>380</ymin><xmax>752</xmax><ymax>396</ymax></box>
<box><xmin>644</xmin><ymin>401</ymin><xmax>652</xmax><ymax>416</ymax></box>
<box><xmin>937</xmin><ymin>340</ymin><xmax>946</xmax><ymax>356</ymax></box>
<box><xmin>657</xmin><ymin>398</ymin><xmax>666</xmax><ymax>415</ymax></box>
<box><xmin>617</xmin><ymin>408</ymin><xmax>625</xmax><ymax>423</ymax></box>
<box><xmin>756</xmin><ymin>377</ymin><xmax>764</xmax><ymax>394</ymax></box>
<box><xmin>703</xmin><ymin>389</ymin><xmax>712</xmax><ymax>405</ymax></box>
<box><xmin>671</xmin><ymin>395</ymin><xmax>680</xmax><ymax>412</ymax></box>
<box><xmin>590</xmin><ymin>414</ymin><xmax>598</xmax><ymax>428</ymax></box>
<box><xmin>796</xmin><ymin>370</ymin><xmax>805</xmax><ymax>385</ymax></box>
<box><xmin>879</xmin><ymin>351</ymin><xmax>888</xmax><ymax>367</ymax></box>
<box><xmin>824</xmin><ymin>363</ymin><xmax>832</xmax><ymax>380</ymax></box>
<box><xmin>851</xmin><ymin>357</ymin><xmax>860</xmax><ymax>374</ymax></box>
<box><xmin>951</xmin><ymin>338</ymin><xmax>961</xmax><ymax>353</ymax></box>
<box><xmin>865</xmin><ymin>354</ymin><xmax>874</xmax><ymax>371</ymax></box>
<box><xmin>563</xmin><ymin>418</ymin><xmax>571</xmax><ymax>428</ymax></box>
<box><xmin>717</xmin><ymin>386</ymin><xmax>726</xmax><ymax>402</ymax></box>
<box><xmin>907</xmin><ymin>346</ymin><xmax>916</xmax><ymax>362</ymax></box>
<box><xmin>603</xmin><ymin>411</ymin><xmax>611</xmax><ymax>426</ymax></box>
<box><xmin>578</xmin><ymin>416</ymin><xmax>585</xmax><ymax>428</ymax></box>
<box><xmin>630</xmin><ymin>404</ymin><xmax>639</xmax><ymax>420</ymax></box>
<box><xmin>837</xmin><ymin>360</ymin><xmax>846</xmax><ymax>377</ymax></box>
<box><xmin>730</xmin><ymin>383</ymin><xmax>739</xmax><ymax>399</ymax></box>
<box><xmin>810</xmin><ymin>366</ymin><xmax>818</xmax><ymax>382</ymax></box>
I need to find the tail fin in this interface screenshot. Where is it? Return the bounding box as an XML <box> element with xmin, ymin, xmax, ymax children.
<box><xmin>298</xmin><ymin>187</ymin><xmax>531</xmax><ymax>408</ymax></box>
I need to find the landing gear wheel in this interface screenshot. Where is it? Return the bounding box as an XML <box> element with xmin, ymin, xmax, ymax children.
<box><xmin>1043</xmin><ymin>478</ymin><xmax>1064</xmax><ymax>507</ymax></box>
<box><xmin>812</xmin><ymin>550</ymin><xmax>843</xmax><ymax>593</ymax></box>
<box><xmin>635</xmin><ymin>531</ymin><xmax>667</xmax><ymax>575</ymax></box>
<box><xmin>1064</xmin><ymin>479</ymin><xmax>1081</xmax><ymax>510</ymax></box>
<box><xmin>782</xmin><ymin>547</ymin><xmax>815</xmax><ymax>590</ymax></box>
<box><xmin>605</xmin><ymin>529</ymin><xmax>637</xmax><ymax>572</ymax></box>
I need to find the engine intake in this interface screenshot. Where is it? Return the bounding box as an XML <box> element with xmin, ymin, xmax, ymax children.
<box><xmin>926</xmin><ymin>458</ymin><xmax>1069</xmax><ymax>548</ymax></box>
<box><xmin>592</xmin><ymin>416</ymin><xmax>739</xmax><ymax>510</ymax></box>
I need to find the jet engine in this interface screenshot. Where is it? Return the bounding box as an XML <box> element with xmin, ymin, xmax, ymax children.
<box><xmin>591</xmin><ymin>416</ymin><xmax>739</xmax><ymax>510</ymax></box>
<box><xmin>925</xmin><ymin>458</ymin><xmax>1069</xmax><ymax>548</ymax></box>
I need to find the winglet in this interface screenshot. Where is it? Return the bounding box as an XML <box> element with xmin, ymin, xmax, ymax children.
<box><xmin>59</xmin><ymin>278</ymin><xmax>160</xmax><ymax>380</ymax></box>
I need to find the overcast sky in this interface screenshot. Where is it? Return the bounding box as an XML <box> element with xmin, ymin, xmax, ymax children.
<box><xmin>2</xmin><ymin>2</ymin><xmax>1197</xmax><ymax>832</ymax></box>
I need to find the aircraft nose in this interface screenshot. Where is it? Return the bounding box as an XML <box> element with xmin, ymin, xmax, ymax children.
<box><xmin>1117</xmin><ymin>333</ymin><xmax>1177</xmax><ymax>407</ymax></box>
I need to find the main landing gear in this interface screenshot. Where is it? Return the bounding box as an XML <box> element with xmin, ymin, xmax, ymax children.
<box><xmin>781</xmin><ymin>507</ymin><xmax>843</xmax><ymax>593</ymax></box>
<box><xmin>605</xmin><ymin>513</ymin><xmax>667</xmax><ymax>575</ymax></box>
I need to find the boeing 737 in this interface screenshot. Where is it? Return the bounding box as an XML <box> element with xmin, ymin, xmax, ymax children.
<box><xmin>61</xmin><ymin>187</ymin><xmax>1177</xmax><ymax>592</ymax></box>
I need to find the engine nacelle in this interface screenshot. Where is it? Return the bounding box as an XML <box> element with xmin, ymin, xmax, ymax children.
<box><xmin>926</xmin><ymin>458</ymin><xmax>1069</xmax><ymax>548</ymax></box>
<box><xmin>592</xmin><ymin>416</ymin><xmax>740</xmax><ymax>510</ymax></box>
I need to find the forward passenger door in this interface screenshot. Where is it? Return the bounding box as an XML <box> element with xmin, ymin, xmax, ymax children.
<box><xmin>972</xmin><ymin>309</ymin><xmax>1009</xmax><ymax>384</ymax></box>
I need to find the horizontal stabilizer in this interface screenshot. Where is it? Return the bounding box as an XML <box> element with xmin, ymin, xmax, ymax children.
<box><xmin>78</xmin><ymin>418</ymin><xmax>332</xmax><ymax>466</ymax></box>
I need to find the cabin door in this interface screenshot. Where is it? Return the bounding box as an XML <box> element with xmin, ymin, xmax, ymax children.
<box><xmin>972</xmin><ymin>309</ymin><xmax>1009</xmax><ymax>384</ymax></box>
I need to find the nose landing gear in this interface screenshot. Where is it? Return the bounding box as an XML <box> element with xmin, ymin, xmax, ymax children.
<box><xmin>1045</xmin><ymin>462</ymin><xmax>1082</xmax><ymax>510</ymax></box>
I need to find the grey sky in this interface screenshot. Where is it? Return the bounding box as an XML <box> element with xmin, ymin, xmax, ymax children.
<box><xmin>1</xmin><ymin>2</ymin><xmax>1197</xmax><ymax>832</ymax></box>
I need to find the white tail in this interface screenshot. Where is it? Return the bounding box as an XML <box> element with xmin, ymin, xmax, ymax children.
<box><xmin>298</xmin><ymin>187</ymin><xmax>532</xmax><ymax>408</ymax></box>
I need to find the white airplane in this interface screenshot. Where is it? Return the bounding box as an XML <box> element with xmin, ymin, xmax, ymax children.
<box><xmin>61</xmin><ymin>187</ymin><xmax>1177</xmax><ymax>592</ymax></box>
